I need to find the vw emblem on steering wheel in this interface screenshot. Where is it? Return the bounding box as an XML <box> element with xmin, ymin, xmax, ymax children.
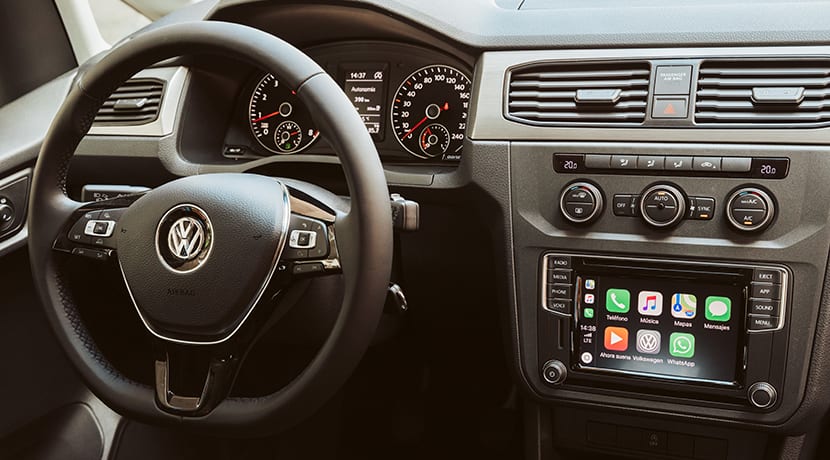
<box><xmin>168</xmin><ymin>217</ymin><xmax>205</xmax><ymax>260</ymax></box>
<box><xmin>156</xmin><ymin>204</ymin><xmax>213</xmax><ymax>273</ymax></box>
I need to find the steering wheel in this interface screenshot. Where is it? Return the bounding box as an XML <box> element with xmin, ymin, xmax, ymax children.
<box><xmin>27</xmin><ymin>21</ymin><xmax>393</xmax><ymax>433</ymax></box>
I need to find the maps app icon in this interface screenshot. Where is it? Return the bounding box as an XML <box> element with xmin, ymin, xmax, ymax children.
<box><xmin>671</xmin><ymin>293</ymin><xmax>697</xmax><ymax>319</ymax></box>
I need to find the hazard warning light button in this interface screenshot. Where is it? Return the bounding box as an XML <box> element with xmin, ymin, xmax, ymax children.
<box><xmin>652</xmin><ymin>97</ymin><xmax>688</xmax><ymax>119</ymax></box>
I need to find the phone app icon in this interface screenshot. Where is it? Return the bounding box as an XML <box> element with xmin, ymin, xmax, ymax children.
<box><xmin>604</xmin><ymin>326</ymin><xmax>629</xmax><ymax>352</ymax></box>
<box><xmin>669</xmin><ymin>332</ymin><xmax>695</xmax><ymax>358</ymax></box>
<box><xmin>671</xmin><ymin>293</ymin><xmax>697</xmax><ymax>319</ymax></box>
<box><xmin>584</xmin><ymin>308</ymin><xmax>595</xmax><ymax>319</ymax></box>
<box><xmin>605</xmin><ymin>289</ymin><xmax>630</xmax><ymax>313</ymax></box>
<box><xmin>585</xmin><ymin>279</ymin><xmax>596</xmax><ymax>290</ymax></box>
<box><xmin>636</xmin><ymin>330</ymin><xmax>661</xmax><ymax>354</ymax></box>
<box><xmin>584</xmin><ymin>293</ymin><xmax>595</xmax><ymax>305</ymax></box>
<box><xmin>705</xmin><ymin>296</ymin><xmax>732</xmax><ymax>322</ymax></box>
<box><xmin>637</xmin><ymin>291</ymin><xmax>663</xmax><ymax>316</ymax></box>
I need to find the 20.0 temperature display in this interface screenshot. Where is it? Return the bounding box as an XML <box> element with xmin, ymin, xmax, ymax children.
<box><xmin>390</xmin><ymin>65</ymin><xmax>471</xmax><ymax>160</ymax></box>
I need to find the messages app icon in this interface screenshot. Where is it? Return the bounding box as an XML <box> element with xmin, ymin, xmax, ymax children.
<box><xmin>605</xmin><ymin>289</ymin><xmax>630</xmax><ymax>313</ymax></box>
<box><xmin>705</xmin><ymin>296</ymin><xmax>732</xmax><ymax>322</ymax></box>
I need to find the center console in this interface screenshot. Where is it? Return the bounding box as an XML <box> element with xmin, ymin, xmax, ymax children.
<box><xmin>465</xmin><ymin>46</ymin><xmax>830</xmax><ymax>458</ymax></box>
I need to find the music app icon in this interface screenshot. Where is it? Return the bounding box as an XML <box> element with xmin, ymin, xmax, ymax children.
<box><xmin>637</xmin><ymin>291</ymin><xmax>663</xmax><ymax>316</ymax></box>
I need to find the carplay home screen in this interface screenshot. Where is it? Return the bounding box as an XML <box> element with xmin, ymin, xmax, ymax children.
<box><xmin>574</xmin><ymin>274</ymin><xmax>744</xmax><ymax>385</ymax></box>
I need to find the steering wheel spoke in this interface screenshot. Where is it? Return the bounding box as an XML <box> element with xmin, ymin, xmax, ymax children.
<box><xmin>279</xmin><ymin>186</ymin><xmax>343</xmax><ymax>279</ymax></box>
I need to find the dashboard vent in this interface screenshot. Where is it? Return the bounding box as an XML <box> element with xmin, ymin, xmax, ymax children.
<box><xmin>94</xmin><ymin>78</ymin><xmax>164</xmax><ymax>125</ymax></box>
<box><xmin>695</xmin><ymin>60</ymin><xmax>830</xmax><ymax>127</ymax></box>
<box><xmin>506</xmin><ymin>61</ymin><xmax>650</xmax><ymax>125</ymax></box>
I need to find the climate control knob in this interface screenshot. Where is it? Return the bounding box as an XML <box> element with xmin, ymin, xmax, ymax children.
<box><xmin>726</xmin><ymin>187</ymin><xmax>775</xmax><ymax>232</ymax></box>
<box><xmin>639</xmin><ymin>184</ymin><xmax>686</xmax><ymax>228</ymax></box>
<box><xmin>559</xmin><ymin>182</ymin><xmax>603</xmax><ymax>224</ymax></box>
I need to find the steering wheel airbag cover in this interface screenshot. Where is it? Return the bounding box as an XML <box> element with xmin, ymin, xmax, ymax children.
<box><xmin>116</xmin><ymin>173</ymin><xmax>288</xmax><ymax>343</ymax></box>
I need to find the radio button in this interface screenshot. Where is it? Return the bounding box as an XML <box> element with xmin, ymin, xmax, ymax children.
<box><xmin>749</xmin><ymin>299</ymin><xmax>780</xmax><ymax>316</ymax></box>
<box><xmin>748</xmin><ymin>315</ymin><xmax>779</xmax><ymax>331</ymax></box>
<box><xmin>753</xmin><ymin>269</ymin><xmax>782</xmax><ymax>284</ymax></box>
<box><xmin>546</xmin><ymin>298</ymin><xmax>572</xmax><ymax>314</ymax></box>
<box><xmin>548</xmin><ymin>269</ymin><xmax>572</xmax><ymax>283</ymax></box>
<box><xmin>547</xmin><ymin>255</ymin><xmax>571</xmax><ymax>269</ymax></box>
<box><xmin>751</xmin><ymin>282</ymin><xmax>781</xmax><ymax>299</ymax></box>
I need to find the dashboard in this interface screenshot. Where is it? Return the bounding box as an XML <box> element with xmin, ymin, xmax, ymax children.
<box><xmin>2</xmin><ymin>0</ymin><xmax>830</xmax><ymax>459</ymax></box>
<box><xmin>223</xmin><ymin>42</ymin><xmax>472</xmax><ymax>163</ymax></box>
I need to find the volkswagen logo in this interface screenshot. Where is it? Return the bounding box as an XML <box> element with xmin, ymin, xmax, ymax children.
<box><xmin>156</xmin><ymin>204</ymin><xmax>213</xmax><ymax>273</ymax></box>
<box><xmin>168</xmin><ymin>217</ymin><xmax>205</xmax><ymax>260</ymax></box>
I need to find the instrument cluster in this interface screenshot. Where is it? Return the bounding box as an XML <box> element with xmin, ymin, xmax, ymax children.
<box><xmin>224</xmin><ymin>41</ymin><xmax>473</xmax><ymax>163</ymax></box>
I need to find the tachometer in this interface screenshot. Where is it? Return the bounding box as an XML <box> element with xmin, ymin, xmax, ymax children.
<box><xmin>391</xmin><ymin>65</ymin><xmax>471</xmax><ymax>160</ymax></box>
<box><xmin>249</xmin><ymin>73</ymin><xmax>319</xmax><ymax>154</ymax></box>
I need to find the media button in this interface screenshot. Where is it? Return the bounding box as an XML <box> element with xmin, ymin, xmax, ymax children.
<box><xmin>547</xmin><ymin>269</ymin><xmax>572</xmax><ymax>283</ymax></box>
<box><xmin>749</xmin><ymin>299</ymin><xmax>780</xmax><ymax>317</ymax></box>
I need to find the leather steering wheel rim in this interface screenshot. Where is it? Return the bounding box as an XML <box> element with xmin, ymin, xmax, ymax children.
<box><xmin>27</xmin><ymin>21</ymin><xmax>393</xmax><ymax>434</ymax></box>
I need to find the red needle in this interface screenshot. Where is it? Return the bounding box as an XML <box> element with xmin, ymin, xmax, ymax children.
<box><xmin>290</xmin><ymin>131</ymin><xmax>300</xmax><ymax>136</ymax></box>
<box><xmin>400</xmin><ymin>116</ymin><xmax>428</xmax><ymax>141</ymax></box>
<box><xmin>251</xmin><ymin>111</ymin><xmax>281</xmax><ymax>123</ymax></box>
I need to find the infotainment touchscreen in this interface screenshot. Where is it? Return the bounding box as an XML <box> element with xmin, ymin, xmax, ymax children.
<box><xmin>573</xmin><ymin>274</ymin><xmax>745</xmax><ymax>386</ymax></box>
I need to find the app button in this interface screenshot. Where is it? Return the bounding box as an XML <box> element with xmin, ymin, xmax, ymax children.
<box><xmin>580</xmin><ymin>352</ymin><xmax>594</xmax><ymax>364</ymax></box>
<box><xmin>584</xmin><ymin>308</ymin><xmax>595</xmax><ymax>319</ymax></box>
<box><xmin>585</xmin><ymin>279</ymin><xmax>596</xmax><ymax>290</ymax></box>
<box><xmin>604</xmin><ymin>326</ymin><xmax>629</xmax><ymax>352</ymax></box>
<box><xmin>669</xmin><ymin>332</ymin><xmax>695</xmax><ymax>358</ymax></box>
<box><xmin>637</xmin><ymin>291</ymin><xmax>663</xmax><ymax>316</ymax></box>
<box><xmin>671</xmin><ymin>293</ymin><xmax>697</xmax><ymax>319</ymax></box>
<box><xmin>636</xmin><ymin>330</ymin><xmax>661</xmax><ymax>354</ymax></box>
<box><xmin>584</xmin><ymin>293</ymin><xmax>595</xmax><ymax>305</ymax></box>
<box><xmin>705</xmin><ymin>296</ymin><xmax>732</xmax><ymax>322</ymax></box>
<box><xmin>605</xmin><ymin>289</ymin><xmax>630</xmax><ymax>313</ymax></box>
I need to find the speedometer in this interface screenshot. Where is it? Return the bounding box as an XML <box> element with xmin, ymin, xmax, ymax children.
<box><xmin>249</xmin><ymin>73</ymin><xmax>319</xmax><ymax>154</ymax></box>
<box><xmin>391</xmin><ymin>65</ymin><xmax>471</xmax><ymax>160</ymax></box>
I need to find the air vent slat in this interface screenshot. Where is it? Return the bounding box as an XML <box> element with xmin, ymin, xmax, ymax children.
<box><xmin>93</xmin><ymin>78</ymin><xmax>164</xmax><ymax>126</ymax></box>
<box><xmin>695</xmin><ymin>59</ymin><xmax>830</xmax><ymax>127</ymax></box>
<box><xmin>507</xmin><ymin>61</ymin><xmax>650</xmax><ymax>126</ymax></box>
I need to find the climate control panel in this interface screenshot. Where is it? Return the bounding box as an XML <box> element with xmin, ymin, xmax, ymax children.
<box><xmin>558</xmin><ymin>179</ymin><xmax>777</xmax><ymax>233</ymax></box>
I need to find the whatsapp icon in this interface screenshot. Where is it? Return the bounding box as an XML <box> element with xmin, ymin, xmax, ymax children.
<box><xmin>669</xmin><ymin>332</ymin><xmax>695</xmax><ymax>358</ymax></box>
